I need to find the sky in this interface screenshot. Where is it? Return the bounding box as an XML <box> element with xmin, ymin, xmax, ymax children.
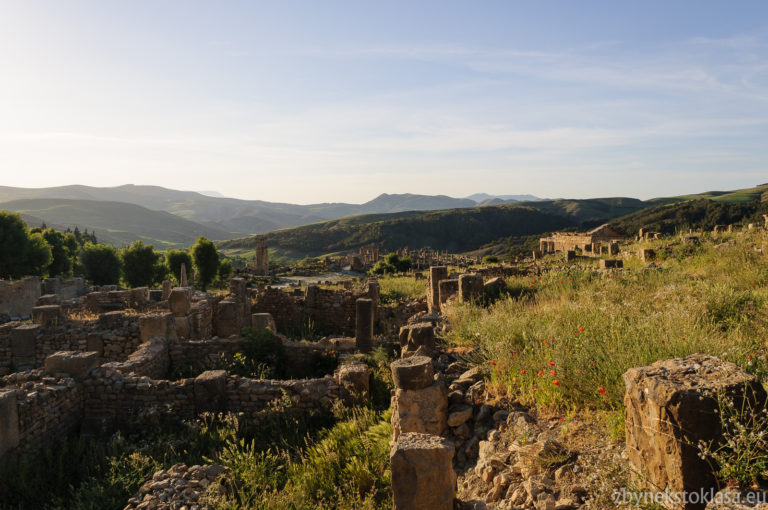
<box><xmin>1</xmin><ymin>1</ymin><xmax>767</xmax><ymax>204</ymax></box>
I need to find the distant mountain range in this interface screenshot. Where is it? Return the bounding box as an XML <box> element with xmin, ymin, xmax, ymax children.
<box><xmin>0</xmin><ymin>184</ymin><xmax>539</xmax><ymax>249</ymax></box>
<box><xmin>2</xmin><ymin>183</ymin><xmax>764</xmax><ymax>254</ymax></box>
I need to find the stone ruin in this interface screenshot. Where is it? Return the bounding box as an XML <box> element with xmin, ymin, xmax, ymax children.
<box><xmin>0</xmin><ymin>274</ymin><xmax>383</xmax><ymax>479</ymax></box>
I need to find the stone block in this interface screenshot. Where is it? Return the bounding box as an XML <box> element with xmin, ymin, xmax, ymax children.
<box><xmin>390</xmin><ymin>433</ymin><xmax>455</xmax><ymax>510</ymax></box>
<box><xmin>391</xmin><ymin>382</ymin><xmax>448</xmax><ymax>440</ymax></box>
<box><xmin>130</xmin><ymin>287</ymin><xmax>149</xmax><ymax>306</ymax></box>
<box><xmin>31</xmin><ymin>305</ymin><xmax>63</xmax><ymax>326</ymax></box>
<box><xmin>599</xmin><ymin>259</ymin><xmax>623</xmax><ymax>269</ymax></box>
<box><xmin>399</xmin><ymin>323</ymin><xmax>435</xmax><ymax>358</ymax></box>
<box><xmin>194</xmin><ymin>370</ymin><xmax>228</xmax><ymax>413</ymax></box>
<box><xmin>391</xmin><ymin>356</ymin><xmax>434</xmax><ymax>391</ymax></box>
<box><xmin>438</xmin><ymin>279</ymin><xmax>459</xmax><ymax>307</ymax></box>
<box><xmin>229</xmin><ymin>278</ymin><xmax>247</xmax><ymax>300</ymax></box>
<box><xmin>335</xmin><ymin>362</ymin><xmax>370</xmax><ymax>404</ymax></box>
<box><xmin>10</xmin><ymin>324</ymin><xmax>39</xmax><ymax>367</ymax></box>
<box><xmin>0</xmin><ymin>389</ymin><xmax>19</xmax><ymax>459</ymax></box>
<box><xmin>251</xmin><ymin>313</ymin><xmax>277</xmax><ymax>333</ymax></box>
<box><xmin>458</xmin><ymin>274</ymin><xmax>484</xmax><ymax>303</ymax></box>
<box><xmin>148</xmin><ymin>289</ymin><xmax>163</xmax><ymax>301</ymax></box>
<box><xmin>44</xmin><ymin>350</ymin><xmax>100</xmax><ymax>379</ymax></box>
<box><xmin>355</xmin><ymin>298</ymin><xmax>374</xmax><ymax>353</ymax></box>
<box><xmin>175</xmin><ymin>315</ymin><xmax>192</xmax><ymax>339</ymax></box>
<box><xmin>43</xmin><ymin>276</ymin><xmax>62</xmax><ymax>296</ymax></box>
<box><xmin>168</xmin><ymin>287</ymin><xmax>192</xmax><ymax>317</ymax></box>
<box><xmin>216</xmin><ymin>299</ymin><xmax>241</xmax><ymax>337</ymax></box>
<box><xmin>624</xmin><ymin>354</ymin><xmax>767</xmax><ymax>509</ymax></box>
<box><xmin>139</xmin><ymin>312</ymin><xmax>177</xmax><ymax>342</ymax></box>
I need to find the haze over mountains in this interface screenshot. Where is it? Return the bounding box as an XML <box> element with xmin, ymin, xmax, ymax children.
<box><xmin>0</xmin><ymin>185</ymin><xmax>540</xmax><ymax>248</ymax></box>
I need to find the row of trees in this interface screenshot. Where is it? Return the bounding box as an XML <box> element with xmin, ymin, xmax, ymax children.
<box><xmin>0</xmin><ymin>211</ymin><xmax>232</xmax><ymax>290</ymax></box>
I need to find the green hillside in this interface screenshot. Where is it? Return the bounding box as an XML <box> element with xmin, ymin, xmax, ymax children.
<box><xmin>0</xmin><ymin>199</ymin><xmax>232</xmax><ymax>249</ymax></box>
<box><xmin>649</xmin><ymin>184</ymin><xmax>768</xmax><ymax>205</ymax></box>
<box><xmin>221</xmin><ymin>197</ymin><xmax>648</xmax><ymax>259</ymax></box>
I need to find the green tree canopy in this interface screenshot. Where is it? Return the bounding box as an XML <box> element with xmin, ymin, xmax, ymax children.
<box><xmin>120</xmin><ymin>241</ymin><xmax>160</xmax><ymax>288</ymax></box>
<box><xmin>0</xmin><ymin>211</ymin><xmax>33</xmax><ymax>279</ymax></box>
<box><xmin>79</xmin><ymin>243</ymin><xmax>121</xmax><ymax>286</ymax></box>
<box><xmin>40</xmin><ymin>228</ymin><xmax>73</xmax><ymax>277</ymax></box>
<box><xmin>166</xmin><ymin>249</ymin><xmax>193</xmax><ymax>284</ymax></box>
<box><xmin>26</xmin><ymin>232</ymin><xmax>53</xmax><ymax>277</ymax></box>
<box><xmin>218</xmin><ymin>258</ymin><xmax>233</xmax><ymax>282</ymax></box>
<box><xmin>191</xmin><ymin>236</ymin><xmax>220</xmax><ymax>291</ymax></box>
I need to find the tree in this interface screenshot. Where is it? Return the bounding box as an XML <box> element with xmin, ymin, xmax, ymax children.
<box><xmin>482</xmin><ymin>255</ymin><xmax>499</xmax><ymax>264</ymax></box>
<box><xmin>26</xmin><ymin>232</ymin><xmax>53</xmax><ymax>277</ymax></box>
<box><xmin>166</xmin><ymin>249</ymin><xmax>193</xmax><ymax>284</ymax></box>
<box><xmin>41</xmin><ymin>228</ymin><xmax>73</xmax><ymax>277</ymax></box>
<box><xmin>120</xmin><ymin>241</ymin><xmax>160</xmax><ymax>288</ymax></box>
<box><xmin>370</xmin><ymin>253</ymin><xmax>412</xmax><ymax>275</ymax></box>
<box><xmin>0</xmin><ymin>211</ymin><xmax>33</xmax><ymax>279</ymax></box>
<box><xmin>218</xmin><ymin>258</ymin><xmax>233</xmax><ymax>282</ymax></box>
<box><xmin>79</xmin><ymin>243</ymin><xmax>121</xmax><ymax>286</ymax></box>
<box><xmin>191</xmin><ymin>236</ymin><xmax>220</xmax><ymax>291</ymax></box>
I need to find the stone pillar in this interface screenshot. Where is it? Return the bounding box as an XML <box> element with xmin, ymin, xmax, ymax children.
<box><xmin>458</xmin><ymin>274</ymin><xmax>483</xmax><ymax>303</ymax></box>
<box><xmin>216</xmin><ymin>299</ymin><xmax>242</xmax><ymax>338</ymax></box>
<box><xmin>0</xmin><ymin>389</ymin><xmax>19</xmax><ymax>460</ymax></box>
<box><xmin>305</xmin><ymin>285</ymin><xmax>320</xmax><ymax>308</ymax></box>
<box><xmin>161</xmin><ymin>280</ymin><xmax>172</xmax><ymax>300</ymax></box>
<box><xmin>427</xmin><ymin>266</ymin><xmax>448</xmax><ymax>314</ymax></box>
<box><xmin>763</xmin><ymin>214</ymin><xmax>768</xmax><ymax>229</ymax></box>
<box><xmin>623</xmin><ymin>355</ymin><xmax>766</xmax><ymax>509</ymax></box>
<box><xmin>391</xmin><ymin>433</ymin><xmax>456</xmax><ymax>510</ymax></box>
<box><xmin>254</xmin><ymin>235</ymin><xmax>269</xmax><ymax>275</ymax></box>
<box><xmin>391</xmin><ymin>356</ymin><xmax>447</xmax><ymax>440</ymax></box>
<box><xmin>355</xmin><ymin>298</ymin><xmax>374</xmax><ymax>353</ymax></box>
<box><xmin>10</xmin><ymin>324</ymin><xmax>39</xmax><ymax>369</ymax></box>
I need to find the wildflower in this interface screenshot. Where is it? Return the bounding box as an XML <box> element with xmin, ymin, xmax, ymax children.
<box><xmin>537</xmin><ymin>371</ymin><xmax>543</xmax><ymax>377</ymax></box>
<box><xmin>553</xmin><ymin>380</ymin><xmax>560</xmax><ymax>386</ymax></box>
<box><xmin>560</xmin><ymin>280</ymin><xmax>563</xmax><ymax>284</ymax></box>
<box><xmin>576</xmin><ymin>369</ymin><xmax>581</xmax><ymax>374</ymax></box>
<box><xmin>497</xmin><ymin>370</ymin><xmax>501</xmax><ymax>376</ymax></box>
<box><xmin>574</xmin><ymin>332</ymin><xmax>578</xmax><ymax>337</ymax></box>
<box><xmin>520</xmin><ymin>369</ymin><xmax>527</xmax><ymax>375</ymax></box>
<box><xmin>491</xmin><ymin>361</ymin><xmax>497</xmax><ymax>366</ymax></box>
<box><xmin>578</xmin><ymin>327</ymin><xmax>584</xmax><ymax>332</ymax></box>
<box><xmin>598</xmin><ymin>387</ymin><xmax>606</xmax><ymax>395</ymax></box>
<box><xmin>548</xmin><ymin>361</ymin><xmax>556</xmax><ymax>366</ymax></box>
<box><xmin>532</xmin><ymin>279</ymin><xmax>537</xmax><ymax>283</ymax></box>
<box><xmin>568</xmin><ymin>277</ymin><xmax>572</xmax><ymax>280</ymax></box>
<box><xmin>559</xmin><ymin>417</ymin><xmax>564</xmax><ymax>422</ymax></box>
<box><xmin>331</xmin><ymin>350</ymin><xmax>335</xmax><ymax>354</ymax></box>
<box><xmin>549</xmin><ymin>370</ymin><xmax>556</xmax><ymax>377</ymax></box>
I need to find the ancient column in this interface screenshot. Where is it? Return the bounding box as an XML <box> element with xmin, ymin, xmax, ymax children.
<box><xmin>180</xmin><ymin>263</ymin><xmax>188</xmax><ymax>287</ymax></box>
<box><xmin>427</xmin><ymin>266</ymin><xmax>448</xmax><ymax>314</ymax></box>
<box><xmin>355</xmin><ymin>298</ymin><xmax>374</xmax><ymax>352</ymax></box>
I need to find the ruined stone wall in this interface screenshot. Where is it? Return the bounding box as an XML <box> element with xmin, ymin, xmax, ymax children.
<box><xmin>168</xmin><ymin>337</ymin><xmax>246</xmax><ymax>374</ymax></box>
<box><xmin>253</xmin><ymin>286</ymin><xmax>379</xmax><ymax>336</ymax></box>
<box><xmin>0</xmin><ymin>370</ymin><xmax>83</xmax><ymax>457</ymax></box>
<box><xmin>0</xmin><ymin>277</ymin><xmax>41</xmax><ymax>319</ymax></box>
<box><xmin>225</xmin><ymin>375</ymin><xmax>339</xmax><ymax>416</ymax></box>
<box><xmin>103</xmin><ymin>338</ymin><xmax>170</xmax><ymax>379</ymax></box>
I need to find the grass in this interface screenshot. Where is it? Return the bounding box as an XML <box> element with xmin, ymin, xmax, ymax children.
<box><xmin>377</xmin><ymin>275</ymin><xmax>426</xmax><ymax>303</ymax></box>
<box><xmin>445</xmin><ymin>231</ymin><xmax>768</xmax><ymax>413</ymax></box>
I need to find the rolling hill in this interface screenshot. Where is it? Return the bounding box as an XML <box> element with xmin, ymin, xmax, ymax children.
<box><xmin>221</xmin><ymin>197</ymin><xmax>649</xmax><ymax>259</ymax></box>
<box><xmin>0</xmin><ymin>198</ymin><xmax>231</xmax><ymax>249</ymax></box>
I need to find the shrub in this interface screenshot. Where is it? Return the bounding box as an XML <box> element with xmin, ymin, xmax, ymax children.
<box><xmin>482</xmin><ymin>254</ymin><xmax>499</xmax><ymax>264</ymax></box>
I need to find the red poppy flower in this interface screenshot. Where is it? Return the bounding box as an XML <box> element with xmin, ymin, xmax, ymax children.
<box><xmin>578</xmin><ymin>327</ymin><xmax>584</xmax><ymax>332</ymax></box>
<box><xmin>537</xmin><ymin>371</ymin><xmax>543</xmax><ymax>377</ymax></box>
<box><xmin>576</xmin><ymin>369</ymin><xmax>581</xmax><ymax>374</ymax></box>
<box><xmin>331</xmin><ymin>350</ymin><xmax>335</xmax><ymax>354</ymax></box>
<box><xmin>548</xmin><ymin>361</ymin><xmax>556</xmax><ymax>366</ymax></box>
<box><xmin>491</xmin><ymin>361</ymin><xmax>496</xmax><ymax>365</ymax></box>
<box><xmin>553</xmin><ymin>380</ymin><xmax>560</xmax><ymax>386</ymax></box>
<box><xmin>520</xmin><ymin>369</ymin><xmax>527</xmax><ymax>375</ymax></box>
<box><xmin>598</xmin><ymin>387</ymin><xmax>606</xmax><ymax>395</ymax></box>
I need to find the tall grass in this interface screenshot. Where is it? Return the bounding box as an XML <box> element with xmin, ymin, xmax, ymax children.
<box><xmin>377</xmin><ymin>275</ymin><xmax>425</xmax><ymax>303</ymax></box>
<box><xmin>445</xmin><ymin>234</ymin><xmax>768</xmax><ymax>412</ymax></box>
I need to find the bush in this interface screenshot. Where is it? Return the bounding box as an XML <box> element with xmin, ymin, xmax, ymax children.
<box><xmin>482</xmin><ymin>254</ymin><xmax>499</xmax><ymax>264</ymax></box>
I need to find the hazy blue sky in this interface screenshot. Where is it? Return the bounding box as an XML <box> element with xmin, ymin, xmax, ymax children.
<box><xmin>1</xmin><ymin>1</ymin><xmax>767</xmax><ymax>203</ymax></box>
